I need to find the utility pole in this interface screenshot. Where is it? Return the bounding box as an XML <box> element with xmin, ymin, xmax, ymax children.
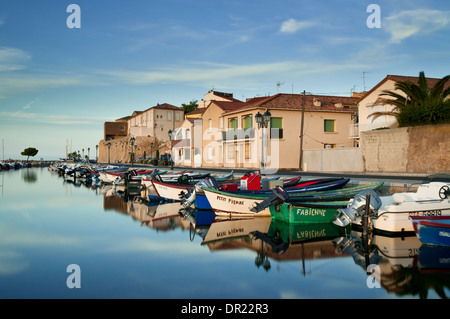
<box><xmin>299</xmin><ymin>90</ymin><xmax>306</xmax><ymax>171</ymax></box>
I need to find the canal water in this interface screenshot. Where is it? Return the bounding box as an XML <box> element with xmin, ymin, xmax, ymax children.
<box><xmin>0</xmin><ymin>167</ymin><xmax>449</xmax><ymax>299</ymax></box>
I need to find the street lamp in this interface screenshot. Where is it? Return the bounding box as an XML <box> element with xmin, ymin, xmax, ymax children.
<box><xmin>107</xmin><ymin>142</ymin><xmax>111</xmax><ymax>165</ymax></box>
<box><xmin>255</xmin><ymin>109</ymin><xmax>271</xmax><ymax>172</ymax></box>
<box><xmin>168</xmin><ymin>130</ymin><xmax>174</xmax><ymax>170</ymax></box>
<box><xmin>95</xmin><ymin>145</ymin><xmax>98</xmax><ymax>163</ymax></box>
<box><xmin>130</xmin><ymin>137</ymin><xmax>135</xmax><ymax>168</ymax></box>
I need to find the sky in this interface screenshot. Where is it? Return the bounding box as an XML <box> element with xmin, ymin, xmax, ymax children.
<box><xmin>0</xmin><ymin>0</ymin><xmax>449</xmax><ymax>160</ymax></box>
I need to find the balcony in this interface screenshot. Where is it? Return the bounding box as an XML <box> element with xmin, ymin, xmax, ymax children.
<box><xmin>222</xmin><ymin>128</ymin><xmax>255</xmax><ymax>141</ymax></box>
<box><xmin>349</xmin><ymin>124</ymin><xmax>359</xmax><ymax>139</ymax></box>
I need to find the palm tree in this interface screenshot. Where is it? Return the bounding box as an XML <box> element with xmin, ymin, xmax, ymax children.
<box><xmin>368</xmin><ymin>72</ymin><xmax>450</xmax><ymax>126</ymax></box>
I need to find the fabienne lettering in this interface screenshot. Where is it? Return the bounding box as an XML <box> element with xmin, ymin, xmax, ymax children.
<box><xmin>297</xmin><ymin>208</ymin><xmax>326</xmax><ymax>216</ymax></box>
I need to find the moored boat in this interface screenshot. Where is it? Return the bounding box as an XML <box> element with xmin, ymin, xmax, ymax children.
<box><xmin>410</xmin><ymin>216</ymin><xmax>450</xmax><ymax>247</ymax></box>
<box><xmin>334</xmin><ymin>181</ymin><xmax>450</xmax><ymax>234</ymax></box>
<box><xmin>269</xmin><ymin>201</ymin><xmax>348</xmax><ymax>224</ymax></box>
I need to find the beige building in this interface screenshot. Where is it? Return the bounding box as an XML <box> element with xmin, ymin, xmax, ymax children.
<box><xmin>356</xmin><ymin>74</ymin><xmax>449</xmax><ymax>144</ymax></box>
<box><xmin>128</xmin><ymin>103</ymin><xmax>184</xmax><ymax>142</ymax></box>
<box><xmin>195</xmin><ymin>93</ymin><xmax>358</xmax><ymax>170</ymax></box>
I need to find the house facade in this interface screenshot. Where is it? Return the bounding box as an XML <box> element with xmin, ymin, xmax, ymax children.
<box><xmin>356</xmin><ymin>74</ymin><xmax>449</xmax><ymax>144</ymax></box>
<box><xmin>184</xmin><ymin>93</ymin><xmax>358</xmax><ymax>170</ymax></box>
<box><xmin>128</xmin><ymin>103</ymin><xmax>184</xmax><ymax>142</ymax></box>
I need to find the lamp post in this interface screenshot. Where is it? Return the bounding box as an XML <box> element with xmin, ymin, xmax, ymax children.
<box><xmin>255</xmin><ymin>109</ymin><xmax>271</xmax><ymax>173</ymax></box>
<box><xmin>168</xmin><ymin>130</ymin><xmax>174</xmax><ymax>170</ymax></box>
<box><xmin>87</xmin><ymin>147</ymin><xmax>90</xmax><ymax>162</ymax></box>
<box><xmin>95</xmin><ymin>145</ymin><xmax>98</xmax><ymax>163</ymax></box>
<box><xmin>130</xmin><ymin>137</ymin><xmax>135</xmax><ymax>168</ymax></box>
<box><xmin>107</xmin><ymin>142</ymin><xmax>111</xmax><ymax>164</ymax></box>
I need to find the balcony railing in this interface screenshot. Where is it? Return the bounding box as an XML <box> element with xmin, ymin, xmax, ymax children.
<box><xmin>222</xmin><ymin>128</ymin><xmax>255</xmax><ymax>141</ymax></box>
<box><xmin>349</xmin><ymin>124</ymin><xmax>359</xmax><ymax>139</ymax></box>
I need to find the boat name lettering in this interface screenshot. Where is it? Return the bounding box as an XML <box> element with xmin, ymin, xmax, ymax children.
<box><xmin>228</xmin><ymin>198</ymin><xmax>245</xmax><ymax>206</ymax></box>
<box><xmin>216</xmin><ymin>195</ymin><xmax>227</xmax><ymax>202</ymax></box>
<box><xmin>439</xmin><ymin>258</ymin><xmax>450</xmax><ymax>264</ymax></box>
<box><xmin>409</xmin><ymin>210</ymin><xmax>442</xmax><ymax>216</ymax></box>
<box><xmin>228</xmin><ymin>228</ymin><xmax>244</xmax><ymax>235</ymax></box>
<box><xmin>296</xmin><ymin>229</ymin><xmax>326</xmax><ymax>239</ymax></box>
<box><xmin>297</xmin><ymin>208</ymin><xmax>326</xmax><ymax>217</ymax></box>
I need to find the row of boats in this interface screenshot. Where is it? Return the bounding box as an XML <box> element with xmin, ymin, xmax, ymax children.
<box><xmin>49</xmin><ymin>161</ymin><xmax>450</xmax><ymax>248</ymax></box>
<box><xmin>1</xmin><ymin>161</ymin><xmax>32</xmax><ymax>170</ymax></box>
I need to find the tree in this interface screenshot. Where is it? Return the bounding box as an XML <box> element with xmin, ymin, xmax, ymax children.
<box><xmin>181</xmin><ymin>99</ymin><xmax>198</xmax><ymax>114</ymax></box>
<box><xmin>21</xmin><ymin>147</ymin><xmax>39</xmax><ymax>162</ymax></box>
<box><xmin>368</xmin><ymin>71</ymin><xmax>450</xmax><ymax>127</ymax></box>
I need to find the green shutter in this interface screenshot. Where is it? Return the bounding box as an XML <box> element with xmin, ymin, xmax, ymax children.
<box><xmin>229</xmin><ymin>118</ymin><xmax>237</xmax><ymax>130</ymax></box>
<box><xmin>324</xmin><ymin>120</ymin><xmax>335</xmax><ymax>132</ymax></box>
<box><xmin>243</xmin><ymin>116</ymin><xmax>252</xmax><ymax>129</ymax></box>
<box><xmin>270</xmin><ymin>117</ymin><xmax>282</xmax><ymax>129</ymax></box>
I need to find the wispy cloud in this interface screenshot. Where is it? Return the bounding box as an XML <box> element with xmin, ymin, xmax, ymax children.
<box><xmin>0</xmin><ymin>74</ymin><xmax>81</xmax><ymax>98</ymax></box>
<box><xmin>0</xmin><ymin>47</ymin><xmax>31</xmax><ymax>72</ymax></box>
<box><xmin>384</xmin><ymin>9</ymin><xmax>450</xmax><ymax>43</ymax></box>
<box><xmin>0</xmin><ymin>112</ymin><xmax>109</xmax><ymax>125</ymax></box>
<box><xmin>97</xmin><ymin>59</ymin><xmax>366</xmax><ymax>88</ymax></box>
<box><xmin>280</xmin><ymin>18</ymin><xmax>315</xmax><ymax>34</ymax></box>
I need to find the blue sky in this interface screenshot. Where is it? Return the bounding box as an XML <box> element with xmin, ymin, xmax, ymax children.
<box><xmin>1</xmin><ymin>0</ymin><xmax>449</xmax><ymax>160</ymax></box>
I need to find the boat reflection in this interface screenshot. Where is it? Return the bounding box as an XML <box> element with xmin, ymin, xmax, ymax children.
<box><xmin>334</xmin><ymin>231</ymin><xmax>450</xmax><ymax>298</ymax></box>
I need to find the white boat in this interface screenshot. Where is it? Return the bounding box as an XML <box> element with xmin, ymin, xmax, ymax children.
<box><xmin>151</xmin><ymin>179</ymin><xmax>193</xmax><ymax>201</ymax></box>
<box><xmin>334</xmin><ymin>182</ymin><xmax>450</xmax><ymax>233</ymax></box>
<box><xmin>202</xmin><ymin>187</ymin><xmax>271</xmax><ymax>217</ymax></box>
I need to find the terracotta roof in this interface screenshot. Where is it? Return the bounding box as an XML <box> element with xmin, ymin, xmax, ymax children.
<box><xmin>186</xmin><ymin>108</ymin><xmax>206</xmax><ymax>116</ymax></box>
<box><xmin>152</xmin><ymin>103</ymin><xmax>182</xmax><ymax>110</ymax></box>
<box><xmin>224</xmin><ymin>93</ymin><xmax>358</xmax><ymax>115</ymax></box>
<box><xmin>359</xmin><ymin>74</ymin><xmax>450</xmax><ymax>103</ymax></box>
<box><xmin>211</xmin><ymin>100</ymin><xmax>247</xmax><ymax>111</ymax></box>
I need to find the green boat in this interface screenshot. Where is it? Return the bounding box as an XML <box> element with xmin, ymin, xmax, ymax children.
<box><xmin>269</xmin><ymin>201</ymin><xmax>348</xmax><ymax>224</ymax></box>
<box><xmin>267</xmin><ymin>219</ymin><xmax>350</xmax><ymax>244</ymax></box>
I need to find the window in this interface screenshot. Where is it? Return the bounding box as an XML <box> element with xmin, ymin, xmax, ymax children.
<box><xmin>175</xmin><ymin>112</ymin><xmax>180</xmax><ymax>121</ymax></box>
<box><xmin>270</xmin><ymin>117</ymin><xmax>283</xmax><ymax>139</ymax></box>
<box><xmin>167</xmin><ymin>111</ymin><xmax>171</xmax><ymax>121</ymax></box>
<box><xmin>245</xmin><ymin>141</ymin><xmax>251</xmax><ymax>160</ymax></box>
<box><xmin>176</xmin><ymin>129</ymin><xmax>182</xmax><ymax>140</ymax></box>
<box><xmin>324</xmin><ymin>119</ymin><xmax>335</xmax><ymax>132</ymax></box>
<box><xmin>242</xmin><ymin>115</ymin><xmax>252</xmax><ymax>129</ymax></box>
<box><xmin>186</xmin><ymin>129</ymin><xmax>190</xmax><ymax>140</ymax></box>
<box><xmin>227</xmin><ymin>145</ymin><xmax>235</xmax><ymax>159</ymax></box>
<box><xmin>228</xmin><ymin>118</ymin><xmax>238</xmax><ymax>130</ymax></box>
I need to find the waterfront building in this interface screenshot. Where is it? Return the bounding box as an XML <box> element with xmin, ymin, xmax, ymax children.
<box><xmin>356</xmin><ymin>74</ymin><xmax>449</xmax><ymax>145</ymax></box>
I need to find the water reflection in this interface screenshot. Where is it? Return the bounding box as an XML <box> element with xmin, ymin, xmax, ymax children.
<box><xmin>22</xmin><ymin>169</ymin><xmax>37</xmax><ymax>183</ymax></box>
<box><xmin>335</xmin><ymin>231</ymin><xmax>450</xmax><ymax>298</ymax></box>
<box><xmin>50</xmin><ymin>169</ymin><xmax>450</xmax><ymax>299</ymax></box>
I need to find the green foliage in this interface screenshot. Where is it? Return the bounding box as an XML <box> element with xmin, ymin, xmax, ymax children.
<box><xmin>181</xmin><ymin>99</ymin><xmax>198</xmax><ymax>114</ymax></box>
<box><xmin>368</xmin><ymin>71</ymin><xmax>450</xmax><ymax>127</ymax></box>
<box><xmin>21</xmin><ymin>147</ymin><xmax>38</xmax><ymax>161</ymax></box>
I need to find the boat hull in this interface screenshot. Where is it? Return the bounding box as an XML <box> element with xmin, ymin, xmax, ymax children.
<box><xmin>410</xmin><ymin>216</ymin><xmax>450</xmax><ymax>247</ymax></box>
<box><xmin>202</xmin><ymin>187</ymin><xmax>270</xmax><ymax>217</ymax></box>
<box><xmin>270</xmin><ymin>202</ymin><xmax>345</xmax><ymax>224</ymax></box>
<box><xmin>152</xmin><ymin>180</ymin><xmax>193</xmax><ymax>201</ymax></box>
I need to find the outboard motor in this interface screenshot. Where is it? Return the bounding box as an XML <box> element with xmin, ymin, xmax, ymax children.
<box><xmin>333</xmin><ymin>190</ymin><xmax>382</xmax><ymax>227</ymax></box>
<box><xmin>181</xmin><ymin>177</ymin><xmax>219</xmax><ymax>209</ymax></box>
<box><xmin>250</xmin><ymin>186</ymin><xmax>289</xmax><ymax>213</ymax></box>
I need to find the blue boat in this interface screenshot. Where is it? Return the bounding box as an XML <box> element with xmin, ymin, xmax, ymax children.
<box><xmin>410</xmin><ymin>216</ymin><xmax>450</xmax><ymax>247</ymax></box>
<box><xmin>192</xmin><ymin>177</ymin><xmax>350</xmax><ymax>210</ymax></box>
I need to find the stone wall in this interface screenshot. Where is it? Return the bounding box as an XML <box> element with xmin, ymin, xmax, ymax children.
<box><xmin>361</xmin><ymin>124</ymin><xmax>450</xmax><ymax>174</ymax></box>
<box><xmin>303</xmin><ymin>147</ymin><xmax>363</xmax><ymax>172</ymax></box>
<box><xmin>98</xmin><ymin>136</ymin><xmax>171</xmax><ymax>164</ymax></box>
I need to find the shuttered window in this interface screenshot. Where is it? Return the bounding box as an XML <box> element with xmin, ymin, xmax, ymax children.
<box><xmin>324</xmin><ymin>119</ymin><xmax>335</xmax><ymax>132</ymax></box>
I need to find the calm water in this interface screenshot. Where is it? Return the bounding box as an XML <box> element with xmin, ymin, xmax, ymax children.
<box><xmin>1</xmin><ymin>167</ymin><xmax>449</xmax><ymax>299</ymax></box>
